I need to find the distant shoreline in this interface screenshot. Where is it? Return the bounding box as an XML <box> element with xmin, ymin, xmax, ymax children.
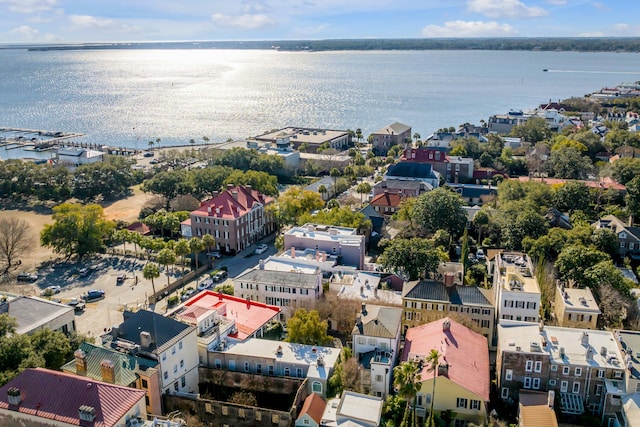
<box><xmin>2</xmin><ymin>37</ymin><xmax>640</xmax><ymax>53</ymax></box>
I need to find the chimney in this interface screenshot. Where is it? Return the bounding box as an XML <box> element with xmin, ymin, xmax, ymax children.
<box><xmin>78</xmin><ymin>405</ymin><xmax>97</xmax><ymax>422</ymax></box>
<box><xmin>231</xmin><ymin>190</ymin><xmax>238</xmax><ymax>201</ymax></box>
<box><xmin>111</xmin><ymin>325</ymin><xmax>119</xmax><ymax>339</ymax></box>
<box><xmin>74</xmin><ymin>349</ymin><xmax>87</xmax><ymax>375</ymax></box>
<box><xmin>547</xmin><ymin>390</ymin><xmax>555</xmax><ymax>409</ymax></box>
<box><xmin>140</xmin><ymin>331</ymin><xmax>153</xmax><ymax>350</ymax></box>
<box><xmin>227</xmin><ymin>183</ymin><xmax>234</xmax><ymax>191</ymax></box>
<box><xmin>443</xmin><ymin>272</ymin><xmax>455</xmax><ymax>287</ymax></box>
<box><xmin>7</xmin><ymin>387</ymin><xmax>21</xmax><ymax>406</ymax></box>
<box><xmin>442</xmin><ymin>319</ymin><xmax>451</xmax><ymax>331</ymax></box>
<box><xmin>291</xmin><ymin>247</ymin><xmax>295</xmax><ymax>258</ymax></box>
<box><xmin>207</xmin><ymin>206</ymin><xmax>212</xmax><ymax>213</ymax></box>
<box><xmin>581</xmin><ymin>331</ymin><xmax>589</xmax><ymax>346</ymax></box>
<box><xmin>361</xmin><ymin>303</ymin><xmax>367</xmax><ymax>315</ymax></box>
<box><xmin>259</xmin><ymin>259</ymin><xmax>265</xmax><ymax>270</ymax></box>
<box><xmin>246</xmin><ymin>185</ymin><xmax>252</xmax><ymax>192</ymax></box>
<box><xmin>317</xmin><ymin>355</ymin><xmax>325</xmax><ymax>367</ymax></box>
<box><xmin>437</xmin><ymin>363</ymin><xmax>449</xmax><ymax>378</ymax></box>
<box><xmin>307</xmin><ymin>224</ymin><xmax>315</xmax><ymax>232</ymax></box>
<box><xmin>100</xmin><ymin>359</ymin><xmax>115</xmax><ymax>383</ymax></box>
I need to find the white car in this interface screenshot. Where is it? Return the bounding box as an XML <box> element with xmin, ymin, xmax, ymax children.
<box><xmin>254</xmin><ymin>244</ymin><xmax>268</xmax><ymax>254</ymax></box>
<box><xmin>40</xmin><ymin>285</ymin><xmax>61</xmax><ymax>296</ymax></box>
<box><xmin>476</xmin><ymin>248</ymin><xmax>486</xmax><ymax>261</ymax></box>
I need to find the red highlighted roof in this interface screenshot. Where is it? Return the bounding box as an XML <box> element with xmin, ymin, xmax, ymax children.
<box><xmin>192</xmin><ymin>185</ymin><xmax>274</xmax><ymax>220</ymax></box>
<box><xmin>370</xmin><ymin>192</ymin><xmax>404</xmax><ymax>208</ymax></box>
<box><xmin>185</xmin><ymin>291</ymin><xmax>280</xmax><ymax>340</ymax></box>
<box><xmin>0</xmin><ymin>368</ymin><xmax>146</xmax><ymax>427</ymax></box>
<box><xmin>402</xmin><ymin>317</ymin><xmax>490</xmax><ymax>401</ymax></box>
<box><xmin>298</xmin><ymin>392</ymin><xmax>326</xmax><ymax>424</ymax></box>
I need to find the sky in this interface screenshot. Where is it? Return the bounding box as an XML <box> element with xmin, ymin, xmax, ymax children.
<box><xmin>1</xmin><ymin>0</ymin><xmax>639</xmax><ymax>44</ymax></box>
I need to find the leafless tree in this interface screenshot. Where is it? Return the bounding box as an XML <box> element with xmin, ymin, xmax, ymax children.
<box><xmin>0</xmin><ymin>218</ymin><xmax>33</xmax><ymax>274</ymax></box>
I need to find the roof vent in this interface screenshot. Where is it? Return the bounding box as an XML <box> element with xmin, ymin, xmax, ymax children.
<box><xmin>276</xmin><ymin>345</ymin><xmax>283</xmax><ymax>355</ymax></box>
<box><xmin>7</xmin><ymin>387</ymin><xmax>21</xmax><ymax>406</ymax></box>
<box><xmin>559</xmin><ymin>347</ymin><xmax>565</xmax><ymax>357</ymax></box>
<box><xmin>442</xmin><ymin>319</ymin><xmax>451</xmax><ymax>332</ymax></box>
<box><xmin>139</xmin><ymin>331</ymin><xmax>153</xmax><ymax>350</ymax></box>
<box><xmin>601</xmin><ymin>346</ymin><xmax>608</xmax><ymax>356</ymax></box>
<box><xmin>78</xmin><ymin>405</ymin><xmax>97</xmax><ymax>422</ymax></box>
<box><xmin>317</xmin><ymin>356</ymin><xmax>325</xmax><ymax>367</ymax></box>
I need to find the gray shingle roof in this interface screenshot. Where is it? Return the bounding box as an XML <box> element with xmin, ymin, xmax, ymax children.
<box><xmin>117</xmin><ymin>310</ymin><xmax>194</xmax><ymax>354</ymax></box>
<box><xmin>353</xmin><ymin>304</ymin><xmax>402</xmax><ymax>338</ymax></box>
<box><xmin>386</xmin><ymin>162</ymin><xmax>436</xmax><ymax>179</ymax></box>
<box><xmin>2</xmin><ymin>296</ymin><xmax>73</xmax><ymax>335</ymax></box>
<box><xmin>235</xmin><ymin>268</ymin><xmax>318</xmax><ymax>289</ymax></box>
<box><xmin>404</xmin><ymin>280</ymin><xmax>492</xmax><ymax>306</ymax></box>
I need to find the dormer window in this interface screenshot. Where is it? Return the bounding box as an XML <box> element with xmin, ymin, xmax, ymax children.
<box><xmin>620</xmin><ymin>232</ymin><xmax>627</xmax><ymax>239</ymax></box>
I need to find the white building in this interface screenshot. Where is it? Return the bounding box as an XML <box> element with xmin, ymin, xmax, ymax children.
<box><xmin>321</xmin><ymin>391</ymin><xmax>384</xmax><ymax>427</ymax></box>
<box><xmin>491</xmin><ymin>251</ymin><xmax>541</xmax><ymax>323</ymax></box>
<box><xmin>1</xmin><ymin>295</ymin><xmax>76</xmax><ymax>335</ymax></box>
<box><xmin>57</xmin><ymin>147</ymin><xmax>104</xmax><ymax>169</ymax></box>
<box><xmin>284</xmin><ymin>223</ymin><xmax>366</xmax><ymax>269</ymax></box>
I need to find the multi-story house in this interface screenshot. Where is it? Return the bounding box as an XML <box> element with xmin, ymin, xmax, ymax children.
<box><xmin>488</xmin><ymin>110</ymin><xmax>529</xmax><ymax>134</ymax></box>
<box><xmin>372</xmin><ymin>179</ymin><xmax>432</xmax><ymax>197</ymax></box>
<box><xmin>205</xmin><ymin>338</ymin><xmax>341</xmax><ymax>398</ymax></box>
<box><xmin>168</xmin><ymin>290</ymin><xmax>281</xmax><ymax>364</ymax></box>
<box><xmin>284</xmin><ymin>223</ymin><xmax>366</xmax><ymax>269</ymax></box>
<box><xmin>490</xmin><ymin>251</ymin><xmax>541</xmax><ymax>323</ymax></box>
<box><xmin>370</xmin><ymin>122</ymin><xmax>412</xmax><ymax>156</ymax></box>
<box><xmin>402</xmin><ymin>275</ymin><xmax>496</xmax><ymax>349</ymax></box>
<box><xmin>233</xmin><ymin>260</ymin><xmax>322</xmax><ymax>320</ymax></box>
<box><xmin>0</xmin><ymin>368</ymin><xmax>147</xmax><ymax>427</ymax></box>
<box><xmin>402</xmin><ymin>318</ymin><xmax>490</xmax><ymax>426</ymax></box>
<box><xmin>62</xmin><ymin>342</ymin><xmax>163</xmax><ymax>416</ymax></box>
<box><xmin>185</xmin><ymin>184</ymin><xmax>274</xmax><ymax>254</ymax></box>
<box><xmin>606</xmin><ymin>330</ymin><xmax>640</xmax><ymax>426</ymax></box>
<box><xmin>368</xmin><ymin>191</ymin><xmax>404</xmax><ymax>217</ymax></box>
<box><xmin>321</xmin><ymin>391</ymin><xmax>384</xmax><ymax>427</ymax></box>
<box><xmin>592</xmin><ymin>215</ymin><xmax>640</xmax><ymax>259</ymax></box>
<box><xmin>102</xmin><ymin>310</ymin><xmax>199</xmax><ymax>396</ymax></box>
<box><xmin>401</xmin><ymin>147</ymin><xmax>474</xmax><ymax>182</ymax></box>
<box><xmin>254</xmin><ymin>127</ymin><xmax>351</xmax><ymax>153</ymax></box>
<box><xmin>384</xmin><ymin>162</ymin><xmax>441</xmax><ymax>189</ymax></box>
<box><xmin>352</xmin><ymin>303</ymin><xmax>403</xmax><ymax>398</ymax></box>
<box><xmin>497</xmin><ymin>321</ymin><xmax>626</xmax><ymax>417</ymax></box>
<box><xmin>554</xmin><ymin>285</ymin><xmax>601</xmax><ymax>329</ymax></box>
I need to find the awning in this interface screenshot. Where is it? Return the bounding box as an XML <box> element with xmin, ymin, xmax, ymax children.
<box><xmin>560</xmin><ymin>393</ymin><xmax>584</xmax><ymax>414</ymax></box>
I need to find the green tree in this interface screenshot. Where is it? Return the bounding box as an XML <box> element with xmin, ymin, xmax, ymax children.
<box><xmin>611</xmin><ymin>158</ymin><xmax>640</xmax><ymax>185</ymax></box>
<box><xmin>424</xmin><ymin>349</ymin><xmax>442</xmax><ymax>427</ymax></box>
<box><xmin>298</xmin><ymin>206</ymin><xmax>372</xmax><ymax>232</ymax></box>
<box><xmin>174</xmin><ymin>239</ymin><xmax>191</xmax><ymax>274</ymax></box>
<box><xmin>201</xmin><ymin>233</ymin><xmax>216</xmax><ymax>267</ymax></box>
<box><xmin>626</xmin><ymin>175</ymin><xmax>640</xmax><ymax>224</ymax></box>
<box><xmin>555</xmin><ymin>245</ymin><xmax>610</xmax><ymax>285</ymax></box>
<box><xmin>0</xmin><ymin>314</ymin><xmax>17</xmax><ymax>337</ymax></box>
<box><xmin>378</xmin><ymin>238</ymin><xmax>444</xmax><ymax>280</ymax></box>
<box><xmin>318</xmin><ymin>184</ymin><xmax>328</xmax><ymax>201</ymax></box>
<box><xmin>142</xmin><ymin>262</ymin><xmax>160</xmax><ymax>301</ymax></box>
<box><xmin>272</xmin><ymin>186</ymin><xmax>325</xmax><ymax>226</ymax></box>
<box><xmin>29</xmin><ymin>329</ymin><xmax>71</xmax><ymax>369</ymax></box>
<box><xmin>382</xmin><ymin>394</ymin><xmax>406</xmax><ymax>427</ymax></box>
<box><xmin>286</xmin><ymin>308</ymin><xmax>330</xmax><ymax>346</ymax></box>
<box><xmin>189</xmin><ymin>237</ymin><xmax>205</xmax><ymax>270</ymax></box>
<box><xmin>41</xmin><ymin>203</ymin><xmax>114</xmax><ymax>261</ymax></box>
<box><xmin>224</xmin><ymin>169</ymin><xmax>279</xmax><ymax>196</ymax></box>
<box><xmin>510</xmin><ymin>116</ymin><xmax>552</xmax><ymax>143</ymax></box>
<box><xmin>553</xmin><ymin>181</ymin><xmax>591</xmax><ymax>215</ymax></box>
<box><xmin>356</xmin><ymin>182</ymin><xmax>372</xmax><ymax>206</ymax></box>
<box><xmin>544</xmin><ymin>146</ymin><xmax>593</xmax><ymax>180</ymax></box>
<box><xmin>473</xmin><ymin>210</ymin><xmax>490</xmax><ymax>248</ymax></box>
<box><xmin>413</xmin><ymin>188</ymin><xmax>467</xmax><ymax>238</ymax></box>
<box><xmin>330</xmin><ymin>168</ymin><xmax>341</xmax><ymax>189</ymax></box>
<box><xmin>156</xmin><ymin>248</ymin><xmax>177</xmax><ymax>287</ymax></box>
<box><xmin>142</xmin><ymin>169</ymin><xmax>192</xmax><ymax>207</ymax></box>
<box><xmin>213</xmin><ymin>283</ymin><xmax>234</xmax><ymax>295</ymax></box>
<box><xmin>393</xmin><ymin>359</ymin><xmax>422</xmax><ymax>427</ymax></box>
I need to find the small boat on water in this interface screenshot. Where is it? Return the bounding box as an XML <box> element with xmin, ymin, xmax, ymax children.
<box><xmin>543</xmin><ymin>69</ymin><xmax>548</xmax><ymax>72</ymax></box>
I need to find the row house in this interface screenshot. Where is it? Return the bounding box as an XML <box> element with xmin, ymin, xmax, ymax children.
<box><xmin>490</xmin><ymin>251</ymin><xmax>541</xmax><ymax>324</ymax></box>
<box><xmin>401</xmin><ymin>147</ymin><xmax>474</xmax><ymax>182</ymax></box>
<box><xmin>384</xmin><ymin>161</ymin><xmax>441</xmax><ymax>189</ymax></box>
<box><xmin>233</xmin><ymin>260</ymin><xmax>322</xmax><ymax>320</ymax></box>
<box><xmin>554</xmin><ymin>285</ymin><xmax>601</xmax><ymax>329</ymax></box>
<box><xmin>185</xmin><ymin>184</ymin><xmax>274</xmax><ymax>255</ymax></box>
<box><xmin>352</xmin><ymin>303</ymin><xmax>403</xmax><ymax>399</ymax></box>
<box><xmin>254</xmin><ymin>127</ymin><xmax>351</xmax><ymax>153</ymax></box>
<box><xmin>284</xmin><ymin>223</ymin><xmax>366</xmax><ymax>269</ymax></box>
<box><xmin>497</xmin><ymin>321</ymin><xmax>626</xmax><ymax>417</ymax></box>
<box><xmin>370</xmin><ymin>122</ymin><xmax>412</xmax><ymax>156</ymax></box>
<box><xmin>372</xmin><ymin>179</ymin><xmax>432</xmax><ymax>197</ymax></box>
<box><xmin>402</xmin><ymin>318</ymin><xmax>490</xmax><ymax>426</ymax></box>
<box><xmin>205</xmin><ymin>338</ymin><xmax>341</xmax><ymax>398</ymax></box>
<box><xmin>402</xmin><ymin>275</ymin><xmax>496</xmax><ymax>349</ymax></box>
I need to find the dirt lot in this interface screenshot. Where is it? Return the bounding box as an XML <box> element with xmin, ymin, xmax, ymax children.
<box><xmin>103</xmin><ymin>184</ymin><xmax>151</xmax><ymax>223</ymax></box>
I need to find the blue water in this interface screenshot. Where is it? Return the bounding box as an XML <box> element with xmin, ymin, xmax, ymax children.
<box><xmin>0</xmin><ymin>48</ymin><xmax>638</xmax><ymax>148</ymax></box>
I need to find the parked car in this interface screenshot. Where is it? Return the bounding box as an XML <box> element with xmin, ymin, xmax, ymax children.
<box><xmin>207</xmin><ymin>251</ymin><xmax>221</xmax><ymax>259</ymax></box>
<box><xmin>198</xmin><ymin>279</ymin><xmax>214</xmax><ymax>291</ymax></box>
<box><xmin>143</xmin><ymin>151</ymin><xmax>154</xmax><ymax>157</ymax></box>
<box><xmin>17</xmin><ymin>272</ymin><xmax>38</xmax><ymax>282</ymax></box>
<box><xmin>116</xmin><ymin>274</ymin><xmax>126</xmax><ymax>284</ymax></box>
<box><xmin>181</xmin><ymin>289</ymin><xmax>197</xmax><ymax>302</ymax></box>
<box><xmin>40</xmin><ymin>285</ymin><xmax>61</xmax><ymax>296</ymax></box>
<box><xmin>78</xmin><ymin>267</ymin><xmax>92</xmax><ymax>278</ymax></box>
<box><xmin>476</xmin><ymin>248</ymin><xmax>486</xmax><ymax>261</ymax></box>
<box><xmin>82</xmin><ymin>289</ymin><xmax>105</xmax><ymax>301</ymax></box>
<box><xmin>66</xmin><ymin>298</ymin><xmax>86</xmax><ymax>313</ymax></box>
<box><xmin>212</xmin><ymin>270</ymin><xmax>228</xmax><ymax>282</ymax></box>
<box><xmin>254</xmin><ymin>244</ymin><xmax>268</xmax><ymax>255</ymax></box>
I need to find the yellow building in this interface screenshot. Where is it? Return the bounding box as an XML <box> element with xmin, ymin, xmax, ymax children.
<box><xmin>402</xmin><ymin>318</ymin><xmax>490</xmax><ymax>425</ymax></box>
<box><xmin>554</xmin><ymin>285</ymin><xmax>600</xmax><ymax>329</ymax></box>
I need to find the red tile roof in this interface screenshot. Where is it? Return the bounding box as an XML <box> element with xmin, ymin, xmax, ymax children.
<box><xmin>402</xmin><ymin>318</ymin><xmax>490</xmax><ymax>401</ymax></box>
<box><xmin>192</xmin><ymin>185</ymin><xmax>274</xmax><ymax>220</ymax></box>
<box><xmin>370</xmin><ymin>192</ymin><xmax>403</xmax><ymax>208</ymax></box>
<box><xmin>0</xmin><ymin>368</ymin><xmax>146</xmax><ymax>427</ymax></box>
<box><xmin>298</xmin><ymin>392</ymin><xmax>326</xmax><ymax>424</ymax></box>
<box><xmin>185</xmin><ymin>291</ymin><xmax>280</xmax><ymax>340</ymax></box>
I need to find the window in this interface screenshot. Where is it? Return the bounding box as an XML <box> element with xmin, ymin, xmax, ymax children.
<box><xmin>470</xmin><ymin>400</ymin><xmax>481</xmax><ymax>410</ymax></box>
<box><xmin>533</xmin><ymin>378</ymin><xmax>540</xmax><ymax>390</ymax></box>
<box><xmin>244</xmin><ymin>362</ymin><xmax>250</xmax><ymax>372</ymax></box>
<box><xmin>228</xmin><ymin>360</ymin><xmax>235</xmax><ymax>371</ymax></box>
<box><xmin>238</xmin><ymin>408</ymin><xmax>246</xmax><ymax>419</ymax></box>
<box><xmin>572</xmin><ymin>382</ymin><xmax>580</xmax><ymax>394</ymax></box>
<box><xmin>368</xmin><ymin>338</ymin><xmax>377</xmax><ymax>345</ymax></box>
<box><xmin>596</xmin><ymin>384</ymin><xmax>603</xmax><ymax>396</ymax></box>
<box><xmin>181</xmin><ymin>376</ymin><xmax>186</xmax><ymax>387</ymax></box>
<box><xmin>614</xmin><ymin>371</ymin><xmax>623</xmax><ymax>379</ymax></box>
<box><xmin>524</xmin><ymin>377</ymin><xmax>532</xmax><ymax>389</ymax></box>
<box><xmin>141</xmin><ymin>379</ymin><xmax>148</xmax><ymax>388</ymax></box>
<box><xmin>456</xmin><ymin>398</ymin><xmax>468</xmax><ymax>408</ymax></box>
<box><xmin>357</xmin><ymin>337</ymin><xmax>365</xmax><ymax>344</ymax></box>
<box><xmin>173</xmin><ymin>364</ymin><xmax>177</xmax><ymax>373</ymax></box>
<box><xmin>312</xmin><ymin>381</ymin><xmax>322</xmax><ymax>393</ymax></box>
<box><xmin>256</xmin><ymin>364</ymin><xmax>262</xmax><ymax>374</ymax></box>
<box><xmin>501</xmin><ymin>388</ymin><xmax>509</xmax><ymax>399</ymax></box>
<box><xmin>575</xmin><ymin>367</ymin><xmax>582</xmax><ymax>377</ymax></box>
<box><xmin>303</xmin><ymin>419</ymin><xmax>310</xmax><ymax>425</ymax></box>
<box><xmin>268</xmin><ymin>366</ymin><xmax>274</xmax><ymax>375</ymax></box>
<box><xmin>562</xmin><ymin>366</ymin><xmax>570</xmax><ymax>375</ymax></box>
<box><xmin>561</xmin><ymin>381</ymin><xmax>568</xmax><ymax>392</ymax></box>
<box><xmin>505</xmin><ymin>369</ymin><xmax>513</xmax><ymax>381</ymax></box>
<box><xmin>284</xmin><ymin>367</ymin><xmax>291</xmax><ymax>376</ymax></box>
<box><xmin>214</xmin><ymin>359</ymin><xmax>222</xmax><ymax>369</ymax></box>
<box><xmin>525</xmin><ymin>360</ymin><xmax>533</xmax><ymax>372</ymax></box>
<box><xmin>417</xmin><ymin>395</ymin><xmax>423</xmax><ymax>406</ymax></box>
<box><xmin>481</xmin><ymin>319</ymin><xmax>490</xmax><ymax>328</ymax></box>
<box><xmin>550</xmin><ymin>365</ymin><xmax>558</xmax><ymax>372</ymax></box>
<box><xmin>180</xmin><ymin>360</ymin><xmax>184</xmax><ymax>369</ymax></box>
<box><xmin>549</xmin><ymin>379</ymin><xmax>556</xmax><ymax>386</ymax></box>
<box><xmin>163</xmin><ymin>371</ymin><xmax>168</xmax><ymax>380</ymax></box>
<box><xmin>534</xmin><ymin>361</ymin><xmax>542</xmax><ymax>373</ymax></box>
<box><xmin>174</xmin><ymin>381</ymin><xmax>179</xmax><ymax>391</ymax></box>
<box><xmin>172</xmin><ymin>346</ymin><xmax>176</xmax><ymax>355</ymax></box>
<box><xmin>296</xmin><ymin>368</ymin><xmax>303</xmax><ymax>378</ymax></box>
<box><xmin>162</xmin><ymin>353</ymin><xmax>166</xmax><ymax>361</ymax></box>
<box><xmin>375</xmin><ymin>375</ymin><xmax>383</xmax><ymax>382</ymax></box>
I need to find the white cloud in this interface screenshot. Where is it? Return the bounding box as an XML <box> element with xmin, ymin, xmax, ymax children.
<box><xmin>467</xmin><ymin>0</ymin><xmax>548</xmax><ymax>18</ymax></box>
<box><xmin>9</xmin><ymin>25</ymin><xmax>39</xmax><ymax>39</ymax></box>
<box><xmin>0</xmin><ymin>0</ymin><xmax>56</xmax><ymax>14</ymax></box>
<box><xmin>545</xmin><ymin>0</ymin><xmax>567</xmax><ymax>5</ymax></box>
<box><xmin>591</xmin><ymin>2</ymin><xmax>610</xmax><ymax>12</ymax></box>
<box><xmin>68</xmin><ymin>15</ymin><xmax>137</xmax><ymax>33</ymax></box>
<box><xmin>422</xmin><ymin>20</ymin><xmax>517</xmax><ymax>37</ymax></box>
<box><xmin>211</xmin><ymin>12</ymin><xmax>276</xmax><ymax>29</ymax></box>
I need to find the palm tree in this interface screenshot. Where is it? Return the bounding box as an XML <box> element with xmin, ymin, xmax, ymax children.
<box><xmin>156</xmin><ymin>248</ymin><xmax>176</xmax><ymax>287</ymax></box>
<box><xmin>413</xmin><ymin>132</ymin><xmax>421</xmax><ymax>143</ymax></box>
<box><xmin>174</xmin><ymin>239</ymin><xmax>191</xmax><ymax>274</ymax></box>
<box><xmin>355</xmin><ymin>128</ymin><xmax>363</xmax><ymax>142</ymax></box>
<box><xmin>189</xmin><ymin>138</ymin><xmax>195</xmax><ymax>146</ymax></box>
<box><xmin>425</xmin><ymin>349</ymin><xmax>442</xmax><ymax>427</ymax></box>
<box><xmin>203</xmin><ymin>136</ymin><xmax>210</xmax><ymax>147</ymax></box>
<box><xmin>155</xmin><ymin>138</ymin><xmax>161</xmax><ymax>149</ymax></box>
<box><xmin>330</xmin><ymin>168</ymin><xmax>341</xmax><ymax>190</ymax></box>
<box><xmin>393</xmin><ymin>359</ymin><xmax>422</xmax><ymax>427</ymax></box>
<box><xmin>202</xmin><ymin>233</ymin><xmax>216</xmax><ymax>267</ymax></box>
<box><xmin>318</xmin><ymin>184</ymin><xmax>328</xmax><ymax>201</ymax></box>
<box><xmin>142</xmin><ymin>262</ymin><xmax>160</xmax><ymax>304</ymax></box>
<box><xmin>356</xmin><ymin>182</ymin><xmax>372</xmax><ymax>206</ymax></box>
<box><xmin>148</xmin><ymin>140</ymin><xmax>154</xmax><ymax>150</ymax></box>
<box><xmin>189</xmin><ymin>237</ymin><xmax>205</xmax><ymax>270</ymax></box>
